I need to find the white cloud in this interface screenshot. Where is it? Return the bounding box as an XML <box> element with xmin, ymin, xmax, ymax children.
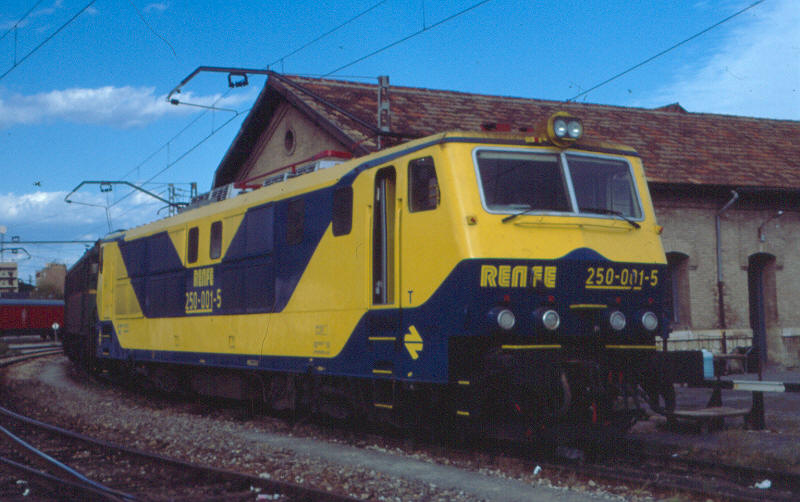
<box><xmin>0</xmin><ymin>187</ymin><xmax>186</xmax><ymax>278</ymax></box>
<box><xmin>0</xmin><ymin>188</ymin><xmax>170</xmax><ymax>230</ymax></box>
<box><xmin>0</xmin><ymin>190</ymin><xmax>108</xmax><ymax>228</ymax></box>
<box><xmin>33</xmin><ymin>0</ymin><xmax>65</xmax><ymax>19</ymax></box>
<box><xmin>144</xmin><ymin>3</ymin><xmax>169</xmax><ymax>13</ymax></box>
<box><xmin>640</xmin><ymin>0</ymin><xmax>800</xmax><ymax>119</ymax></box>
<box><xmin>0</xmin><ymin>86</ymin><xmax>251</xmax><ymax>129</ymax></box>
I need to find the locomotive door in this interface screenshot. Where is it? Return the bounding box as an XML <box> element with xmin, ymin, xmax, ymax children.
<box><xmin>369</xmin><ymin>167</ymin><xmax>402</xmax><ymax>381</ymax></box>
<box><xmin>372</xmin><ymin>167</ymin><xmax>396</xmax><ymax>306</ymax></box>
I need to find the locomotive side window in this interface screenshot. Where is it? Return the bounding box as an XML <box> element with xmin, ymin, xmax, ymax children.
<box><xmin>567</xmin><ymin>155</ymin><xmax>642</xmax><ymax>219</ymax></box>
<box><xmin>246</xmin><ymin>205</ymin><xmax>274</xmax><ymax>254</ymax></box>
<box><xmin>332</xmin><ymin>186</ymin><xmax>353</xmax><ymax>236</ymax></box>
<box><xmin>409</xmin><ymin>157</ymin><xmax>439</xmax><ymax>212</ymax></box>
<box><xmin>287</xmin><ymin>198</ymin><xmax>304</xmax><ymax>245</ymax></box>
<box><xmin>210</xmin><ymin>221</ymin><xmax>222</xmax><ymax>259</ymax></box>
<box><xmin>187</xmin><ymin>227</ymin><xmax>199</xmax><ymax>264</ymax></box>
<box><xmin>475</xmin><ymin>151</ymin><xmax>569</xmax><ymax>212</ymax></box>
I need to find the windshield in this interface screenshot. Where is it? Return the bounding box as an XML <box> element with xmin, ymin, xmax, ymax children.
<box><xmin>567</xmin><ymin>154</ymin><xmax>642</xmax><ymax>219</ymax></box>
<box><xmin>474</xmin><ymin>149</ymin><xmax>642</xmax><ymax>219</ymax></box>
<box><xmin>475</xmin><ymin>151</ymin><xmax>570</xmax><ymax>212</ymax></box>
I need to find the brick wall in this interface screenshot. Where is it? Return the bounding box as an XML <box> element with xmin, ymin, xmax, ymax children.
<box><xmin>653</xmin><ymin>190</ymin><xmax>800</xmax><ymax>367</ymax></box>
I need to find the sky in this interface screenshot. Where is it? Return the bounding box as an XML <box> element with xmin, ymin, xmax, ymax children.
<box><xmin>0</xmin><ymin>0</ymin><xmax>798</xmax><ymax>283</ymax></box>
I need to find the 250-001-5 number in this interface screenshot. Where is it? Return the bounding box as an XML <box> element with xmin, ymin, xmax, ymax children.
<box><xmin>185</xmin><ymin>288</ymin><xmax>222</xmax><ymax>313</ymax></box>
<box><xmin>585</xmin><ymin>267</ymin><xmax>658</xmax><ymax>288</ymax></box>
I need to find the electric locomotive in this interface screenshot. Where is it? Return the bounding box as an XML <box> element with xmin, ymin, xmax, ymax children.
<box><xmin>64</xmin><ymin>112</ymin><xmax>693</xmax><ymax>440</ymax></box>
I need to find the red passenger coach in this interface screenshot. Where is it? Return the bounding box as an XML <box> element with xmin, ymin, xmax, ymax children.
<box><xmin>0</xmin><ymin>299</ymin><xmax>64</xmax><ymax>339</ymax></box>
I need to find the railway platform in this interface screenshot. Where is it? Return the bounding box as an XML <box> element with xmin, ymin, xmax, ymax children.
<box><xmin>631</xmin><ymin>363</ymin><xmax>800</xmax><ymax>472</ymax></box>
<box><xmin>665</xmin><ymin>363</ymin><xmax>800</xmax><ymax>432</ymax></box>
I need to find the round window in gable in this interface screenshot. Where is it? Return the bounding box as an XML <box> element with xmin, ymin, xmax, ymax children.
<box><xmin>284</xmin><ymin>128</ymin><xmax>296</xmax><ymax>155</ymax></box>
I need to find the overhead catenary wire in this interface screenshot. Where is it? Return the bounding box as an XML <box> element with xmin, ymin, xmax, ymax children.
<box><xmin>125</xmin><ymin>0</ymin><xmax>177</xmax><ymax>58</ymax></box>
<box><xmin>0</xmin><ymin>0</ymin><xmax>46</xmax><ymax>43</ymax></box>
<box><xmin>97</xmin><ymin>0</ymin><xmax>494</xmax><ymax>224</ymax></box>
<box><xmin>115</xmin><ymin>2</ymin><xmax>389</xmax><ymax>183</ymax></box>
<box><xmin>108</xmin><ymin>109</ymin><xmax>245</xmax><ymax>211</ymax></box>
<box><xmin>163</xmin><ymin>0</ymin><xmax>495</xmax><ymax>155</ymax></box>
<box><xmin>108</xmin><ymin>0</ymin><xmax>395</xmax><ymax>211</ymax></box>
<box><xmin>266</xmin><ymin>0</ymin><xmax>389</xmax><ymax>70</ymax></box>
<box><xmin>566</xmin><ymin>0</ymin><xmax>766</xmax><ymax>102</ymax></box>
<box><xmin>0</xmin><ymin>0</ymin><xmax>98</xmax><ymax>82</ymax></box>
<box><xmin>322</xmin><ymin>0</ymin><xmax>494</xmax><ymax>77</ymax></box>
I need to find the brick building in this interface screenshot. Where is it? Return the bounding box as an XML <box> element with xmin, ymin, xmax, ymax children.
<box><xmin>0</xmin><ymin>262</ymin><xmax>19</xmax><ymax>296</ymax></box>
<box><xmin>211</xmin><ymin>74</ymin><xmax>800</xmax><ymax>367</ymax></box>
<box><xmin>35</xmin><ymin>262</ymin><xmax>66</xmax><ymax>297</ymax></box>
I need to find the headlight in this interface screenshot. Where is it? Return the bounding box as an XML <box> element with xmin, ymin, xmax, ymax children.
<box><xmin>567</xmin><ymin>119</ymin><xmax>583</xmax><ymax>139</ymax></box>
<box><xmin>608</xmin><ymin>310</ymin><xmax>626</xmax><ymax>331</ymax></box>
<box><xmin>546</xmin><ymin>112</ymin><xmax>583</xmax><ymax>146</ymax></box>
<box><xmin>540</xmin><ymin>309</ymin><xmax>560</xmax><ymax>331</ymax></box>
<box><xmin>553</xmin><ymin>118</ymin><xmax>568</xmax><ymax>138</ymax></box>
<box><xmin>641</xmin><ymin>311</ymin><xmax>658</xmax><ymax>331</ymax></box>
<box><xmin>491</xmin><ymin>308</ymin><xmax>516</xmax><ymax>330</ymax></box>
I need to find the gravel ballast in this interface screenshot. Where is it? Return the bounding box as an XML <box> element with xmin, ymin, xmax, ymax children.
<box><xmin>1</xmin><ymin>356</ymin><xmax>639</xmax><ymax>502</ymax></box>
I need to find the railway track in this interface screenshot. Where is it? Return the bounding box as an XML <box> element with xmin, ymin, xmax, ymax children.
<box><xmin>0</xmin><ymin>341</ymin><xmax>63</xmax><ymax>368</ymax></box>
<box><xmin>478</xmin><ymin>434</ymin><xmax>800</xmax><ymax>502</ymax></box>
<box><xmin>557</xmin><ymin>451</ymin><xmax>799</xmax><ymax>502</ymax></box>
<box><xmin>4</xmin><ymin>353</ymin><xmax>798</xmax><ymax>501</ymax></box>
<box><xmin>0</xmin><ymin>405</ymin><xmax>361</xmax><ymax>501</ymax></box>
<box><xmin>0</xmin><ymin>351</ymin><xmax>360</xmax><ymax>502</ymax></box>
<box><xmin>618</xmin><ymin>437</ymin><xmax>800</xmax><ymax>500</ymax></box>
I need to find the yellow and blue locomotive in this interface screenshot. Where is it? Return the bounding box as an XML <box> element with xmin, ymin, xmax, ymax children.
<box><xmin>65</xmin><ymin>112</ymin><xmax>692</xmax><ymax>438</ymax></box>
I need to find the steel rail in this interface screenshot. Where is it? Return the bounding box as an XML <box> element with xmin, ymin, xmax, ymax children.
<box><xmin>0</xmin><ymin>404</ymin><xmax>361</xmax><ymax>502</ymax></box>
<box><xmin>0</xmin><ymin>455</ymin><xmax>126</xmax><ymax>501</ymax></box>
<box><xmin>0</xmin><ymin>348</ymin><xmax>63</xmax><ymax>368</ymax></box>
<box><xmin>0</xmin><ymin>423</ymin><xmax>133</xmax><ymax>500</ymax></box>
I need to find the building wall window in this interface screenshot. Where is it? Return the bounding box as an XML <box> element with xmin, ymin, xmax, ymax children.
<box><xmin>666</xmin><ymin>252</ymin><xmax>691</xmax><ymax>328</ymax></box>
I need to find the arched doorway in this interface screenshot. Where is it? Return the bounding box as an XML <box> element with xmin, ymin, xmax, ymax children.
<box><xmin>748</xmin><ymin>253</ymin><xmax>777</xmax><ymax>365</ymax></box>
<box><xmin>666</xmin><ymin>252</ymin><xmax>691</xmax><ymax>329</ymax></box>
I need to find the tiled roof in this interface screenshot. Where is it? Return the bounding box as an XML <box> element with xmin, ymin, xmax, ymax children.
<box><xmin>215</xmin><ymin>74</ymin><xmax>800</xmax><ymax>189</ymax></box>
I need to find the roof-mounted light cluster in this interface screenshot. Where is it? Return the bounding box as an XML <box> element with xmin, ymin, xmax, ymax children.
<box><xmin>547</xmin><ymin>112</ymin><xmax>583</xmax><ymax>147</ymax></box>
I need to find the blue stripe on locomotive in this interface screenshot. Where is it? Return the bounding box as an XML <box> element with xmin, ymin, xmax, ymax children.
<box><xmin>98</xmin><ymin>247</ymin><xmax>667</xmax><ymax>383</ymax></box>
<box><xmin>117</xmin><ymin>184</ymin><xmax>336</xmax><ymax>317</ymax></box>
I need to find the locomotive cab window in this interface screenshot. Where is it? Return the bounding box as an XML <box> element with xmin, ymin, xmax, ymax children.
<box><xmin>210</xmin><ymin>221</ymin><xmax>222</xmax><ymax>259</ymax></box>
<box><xmin>475</xmin><ymin>150</ymin><xmax>570</xmax><ymax>213</ymax></box>
<box><xmin>567</xmin><ymin>155</ymin><xmax>642</xmax><ymax>219</ymax></box>
<box><xmin>187</xmin><ymin>226</ymin><xmax>199</xmax><ymax>264</ymax></box>
<box><xmin>332</xmin><ymin>186</ymin><xmax>353</xmax><ymax>236</ymax></box>
<box><xmin>474</xmin><ymin>149</ymin><xmax>642</xmax><ymax>221</ymax></box>
<box><xmin>409</xmin><ymin>157</ymin><xmax>439</xmax><ymax>212</ymax></box>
